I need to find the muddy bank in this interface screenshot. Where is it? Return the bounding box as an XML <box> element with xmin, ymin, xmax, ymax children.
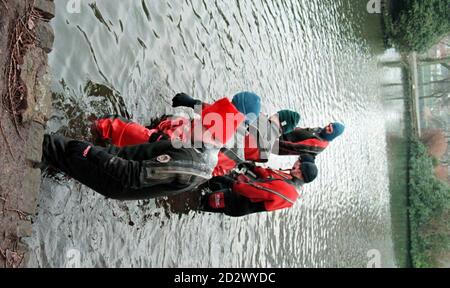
<box><xmin>0</xmin><ymin>0</ymin><xmax>54</xmax><ymax>268</ymax></box>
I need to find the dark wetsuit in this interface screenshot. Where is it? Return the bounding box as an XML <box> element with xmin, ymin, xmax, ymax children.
<box><xmin>276</xmin><ymin>127</ymin><xmax>329</xmax><ymax>158</ymax></box>
<box><xmin>43</xmin><ymin>134</ymin><xmax>212</xmax><ymax>200</ymax></box>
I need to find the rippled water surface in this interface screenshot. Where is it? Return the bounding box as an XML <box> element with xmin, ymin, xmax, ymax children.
<box><xmin>26</xmin><ymin>0</ymin><xmax>396</xmax><ymax>267</ymax></box>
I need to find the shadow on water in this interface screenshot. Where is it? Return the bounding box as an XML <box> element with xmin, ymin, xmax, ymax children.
<box><xmin>383</xmin><ymin>67</ymin><xmax>413</xmax><ymax>267</ymax></box>
<box><xmin>334</xmin><ymin>0</ymin><xmax>386</xmax><ymax>55</ymax></box>
<box><xmin>155</xmin><ymin>189</ymin><xmax>203</xmax><ymax>218</ymax></box>
<box><xmin>83</xmin><ymin>81</ymin><xmax>131</xmax><ymax>119</ymax></box>
<box><xmin>387</xmin><ymin>0</ymin><xmax>406</xmax><ymax>22</ymax></box>
<box><xmin>51</xmin><ymin>80</ymin><xmax>130</xmax><ymax>139</ymax></box>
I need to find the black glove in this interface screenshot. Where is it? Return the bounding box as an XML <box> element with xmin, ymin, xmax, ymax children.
<box><xmin>172</xmin><ymin>93</ymin><xmax>201</xmax><ymax>109</ymax></box>
<box><xmin>237</xmin><ymin>161</ymin><xmax>256</xmax><ymax>171</ymax></box>
<box><xmin>209</xmin><ymin>176</ymin><xmax>235</xmax><ymax>190</ymax></box>
<box><xmin>149</xmin><ymin>131</ymin><xmax>169</xmax><ymax>143</ymax></box>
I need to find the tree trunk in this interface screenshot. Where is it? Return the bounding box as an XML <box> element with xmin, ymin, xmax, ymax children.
<box><xmin>421</xmin><ymin>77</ymin><xmax>450</xmax><ymax>88</ymax></box>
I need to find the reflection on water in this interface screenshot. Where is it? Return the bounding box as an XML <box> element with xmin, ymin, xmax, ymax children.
<box><xmin>27</xmin><ymin>0</ymin><xmax>398</xmax><ymax>267</ymax></box>
<box><xmin>380</xmin><ymin>51</ymin><xmax>412</xmax><ymax>267</ymax></box>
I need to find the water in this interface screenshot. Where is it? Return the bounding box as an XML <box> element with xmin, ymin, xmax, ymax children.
<box><xmin>26</xmin><ymin>0</ymin><xmax>399</xmax><ymax>267</ymax></box>
<box><xmin>380</xmin><ymin>50</ymin><xmax>412</xmax><ymax>267</ymax></box>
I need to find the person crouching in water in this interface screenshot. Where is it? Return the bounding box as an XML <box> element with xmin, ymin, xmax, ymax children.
<box><xmin>197</xmin><ymin>154</ymin><xmax>318</xmax><ymax>217</ymax></box>
<box><xmin>40</xmin><ymin>97</ymin><xmax>248</xmax><ymax>200</ymax></box>
<box><xmin>90</xmin><ymin>92</ymin><xmax>300</xmax><ymax>177</ymax></box>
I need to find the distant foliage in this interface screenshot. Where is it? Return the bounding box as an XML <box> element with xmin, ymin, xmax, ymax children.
<box><xmin>385</xmin><ymin>0</ymin><xmax>450</xmax><ymax>52</ymax></box>
<box><xmin>421</xmin><ymin>129</ymin><xmax>448</xmax><ymax>159</ymax></box>
<box><xmin>409</xmin><ymin>139</ymin><xmax>450</xmax><ymax>267</ymax></box>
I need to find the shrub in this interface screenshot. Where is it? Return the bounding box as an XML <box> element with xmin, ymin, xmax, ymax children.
<box><xmin>385</xmin><ymin>0</ymin><xmax>450</xmax><ymax>52</ymax></box>
<box><xmin>408</xmin><ymin>138</ymin><xmax>450</xmax><ymax>267</ymax></box>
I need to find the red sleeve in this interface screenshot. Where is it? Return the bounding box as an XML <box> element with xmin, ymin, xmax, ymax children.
<box><xmin>94</xmin><ymin>116</ymin><xmax>153</xmax><ymax>147</ymax></box>
<box><xmin>252</xmin><ymin>166</ymin><xmax>269</xmax><ymax>178</ymax></box>
<box><xmin>212</xmin><ymin>151</ymin><xmax>238</xmax><ymax>177</ymax></box>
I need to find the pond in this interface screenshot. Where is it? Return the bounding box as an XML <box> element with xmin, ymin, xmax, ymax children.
<box><xmin>26</xmin><ymin>0</ymin><xmax>406</xmax><ymax>268</ymax></box>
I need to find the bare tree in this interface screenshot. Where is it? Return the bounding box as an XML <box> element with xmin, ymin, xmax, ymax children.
<box><xmin>420</xmin><ymin>91</ymin><xmax>449</xmax><ymax>99</ymax></box>
<box><xmin>418</xmin><ymin>56</ymin><xmax>450</xmax><ymax>66</ymax></box>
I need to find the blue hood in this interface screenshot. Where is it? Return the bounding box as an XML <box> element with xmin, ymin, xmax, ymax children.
<box><xmin>320</xmin><ymin>122</ymin><xmax>345</xmax><ymax>141</ymax></box>
<box><xmin>232</xmin><ymin>92</ymin><xmax>261</xmax><ymax>124</ymax></box>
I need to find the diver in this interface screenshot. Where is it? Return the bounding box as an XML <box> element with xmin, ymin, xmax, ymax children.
<box><xmin>40</xmin><ymin>134</ymin><xmax>216</xmax><ymax>200</ymax></box>
<box><xmin>90</xmin><ymin>91</ymin><xmax>262</xmax><ymax>147</ymax></box>
<box><xmin>90</xmin><ymin>92</ymin><xmax>301</xmax><ymax>176</ymax></box>
<box><xmin>39</xmin><ymin>95</ymin><xmax>252</xmax><ymax>200</ymax></box>
<box><xmin>274</xmin><ymin>122</ymin><xmax>345</xmax><ymax>159</ymax></box>
<box><xmin>197</xmin><ymin>154</ymin><xmax>318</xmax><ymax>217</ymax></box>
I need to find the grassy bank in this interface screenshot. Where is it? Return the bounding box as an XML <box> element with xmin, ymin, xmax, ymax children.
<box><xmin>408</xmin><ymin>138</ymin><xmax>450</xmax><ymax>267</ymax></box>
